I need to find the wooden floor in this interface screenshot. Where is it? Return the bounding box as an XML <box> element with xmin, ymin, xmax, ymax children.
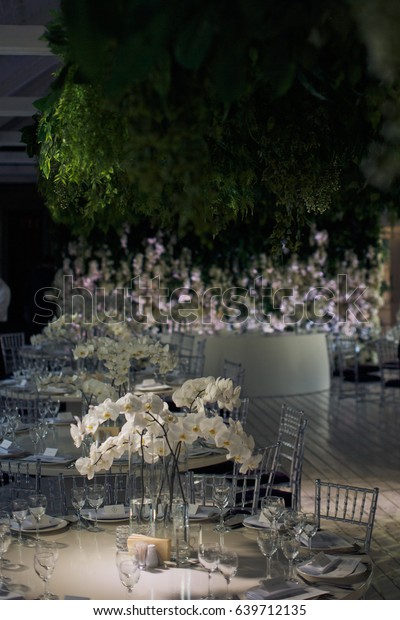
<box><xmin>246</xmin><ymin>381</ymin><xmax>400</xmax><ymax>600</ymax></box>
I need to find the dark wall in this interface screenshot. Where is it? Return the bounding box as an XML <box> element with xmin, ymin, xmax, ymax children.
<box><xmin>0</xmin><ymin>184</ymin><xmax>58</xmax><ymax>337</ymax></box>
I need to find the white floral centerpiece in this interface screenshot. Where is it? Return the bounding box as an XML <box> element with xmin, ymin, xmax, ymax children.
<box><xmin>70</xmin><ymin>376</ymin><xmax>261</xmax><ymax>508</ymax></box>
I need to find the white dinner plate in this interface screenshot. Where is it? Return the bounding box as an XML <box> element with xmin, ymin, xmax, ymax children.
<box><xmin>134</xmin><ymin>384</ymin><xmax>172</xmax><ymax>392</ymax></box>
<box><xmin>297</xmin><ymin>557</ymin><xmax>368</xmax><ymax>585</ymax></box>
<box><xmin>11</xmin><ymin>517</ymin><xmax>68</xmax><ymax>534</ymax></box>
<box><xmin>81</xmin><ymin>508</ymin><xmax>130</xmax><ymax>523</ymax></box>
<box><xmin>242</xmin><ymin>514</ymin><xmax>272</xmax><ymax>530</ymax></box>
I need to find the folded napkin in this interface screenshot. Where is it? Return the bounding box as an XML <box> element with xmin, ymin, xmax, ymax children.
<box><xmin>21</xmin><ymin>515</ymin><xmax>59</xmax><ymax>530</ymax></box>
<box><xmin>298</xmin><ymin>556</ymin><xmax>361</xmax><ymax>579</ymax></box>
<box><xmin>297</xmin><ymin>552</ymin><xmax>341</xmax><ymax>576</ymax></box>
<box><xmin>300</xmin><ymin>531</ymin><xmax>353</xmax><ymax>549</ymax></box>
<box><xmin>246</xmin><ymin>578</ymin><xmax>306</xmax><ymax>600</ymax></box>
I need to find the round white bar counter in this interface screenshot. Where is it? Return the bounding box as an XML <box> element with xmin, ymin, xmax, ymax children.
<box><xmin>199</xmin><ymin>332</ymin><xmax>330</xmax><ymax>397</ymax></box>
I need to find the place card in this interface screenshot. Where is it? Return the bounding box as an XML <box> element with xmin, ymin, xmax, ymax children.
<box><xmin>0</xmin><ymin>439</ymin><xmax>12</xmax><ymax>450</ymax></box>
<box><xmin>188</xmin><ymin>503</ymin><xmax>201</xmax><ymax>517</ymax></box>
<box><xmin>43</xmin><ymin>448</ymin><xmax>58</xmax><ymax>457</ymax></box>
<box><xmin>101</xmin><ymin>504</ymin><xmax>127</xmax><ymax>518</ymax></box>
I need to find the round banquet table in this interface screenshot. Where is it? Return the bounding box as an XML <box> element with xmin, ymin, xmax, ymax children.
<box><xmin>4</xmin><ymin>423</ymin><xmax>230</xmax><ymax>477</ymax></box>
<box><xmin>3</xmin><ymin>520</ymin><xmax>372</xmax><ymax>601</ymax></box>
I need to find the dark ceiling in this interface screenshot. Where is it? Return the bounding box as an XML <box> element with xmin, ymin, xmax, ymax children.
<box><xmin>0</xmin><ymin>0</ymin><xmax>61</xmax><ymax>183</ymax></box>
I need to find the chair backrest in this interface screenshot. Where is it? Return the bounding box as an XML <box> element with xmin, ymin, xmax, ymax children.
<box><xmin>276</xmin><ymin>403</ymin><xmax>307</xmax><ymax>511</ymax></box>
<box><xmin>223</xmin><ymin>359</ymin><xmax>245</xmax><ymax>389</ymax></box>
<box><xmin>0</xmin><ymin>332</ymin><xmax>25</xmax><ymax>375</ymax></box>
<box><xmin>1</xmin><ymin>391</ymin><xmax>50</xmax><ymax>425</ymax></box>
<box><xmin>186</xmin><ymin>471</ymin><xmax>263</xmax><ymax>515</ymax></box>
<box><xmin>38</xmin><ymin>473</ymin><xmax>68</xmax><ymax>517</ymax></box>
<box><xmin>178</xmin><ymin>354</ymin><xmax>205</xmax><ymax>378</ymax></box>
<box><xmin>315</xmin><ymin>479</ymin><xmax>379</xmax><ymax>553</ymax></box>
<box><xmin>0</xmin><ymin>459</ymin><xmax>67</xmax><ymax>517</ymax></box>
<box><xmin>375</xmin><ymin>338</ymin><xmax>399</xmax><ymax>371</ymax></box>
<box><xmin>229</xmin><ymin>396</ymin><xmax>249</xmax><ymax>427</ymax></box>
<box><xmin>0</xmin><ymin>459</ymin><xmax>40</xmax><ymax>503</ymax></box>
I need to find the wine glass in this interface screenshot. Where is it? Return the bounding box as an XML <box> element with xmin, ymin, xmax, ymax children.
<box><xmin>280</xmin><ymin>534</ymin><xmax>300</xmax><ymax>581</ymax></box>
<box><xmin>87</xmin><ymin>484</ymin><xmax>105</xmax><ymax>532</ymax></box>
<box><xmin>212</xmin><ymin>482</ymin><xmax>232</xmax><ymax>533</ymax></box>
<box><xmin>28</xmin><ymin>493</ymin><xmax>47</xmax><ymax>541</ymax></box>
<box><xmin>257</xmin><ymin>530</ymin><xmax>278</xmax><ymax>581</ymax></box>
<box><xmin>261</xmin><ymin>496</ymin><xmax>285</xmax><ymax>531</ymax></box>
<box><xmin>218</xmin><ymin>549</ymin><xmax>238</xmax><ymax>599</ymax></box>
<box><xmin>303</xmin><ymin>512</ymin><xmax>318</xmax><ymax>558</ymax></box>
<box><xmin>33</xmin><ymin>542</ymin><xmax>59</xmax><ymax>600</ymax></box>
<box><xmin>11</xmin><ymin>498</ymin><xmax>29</xmax><ymax>546</ymax></box>
<box><xmin>0</xmin><ymin>524</ymin><xmax>12</xmax><ymax>591</ymax></box>
<box><xmin>29</xmin><ymin>424</ymin><xmax>40</xmax><ymax>455</ymax></box>
<box><xmin>71</xmin><ymin>487</ymin><xmax>87</xmax><ymax>530</ymax></box>
<box><xmin>116</xmin><ymin>551</ymin><xmax>140</xmax><ymax>597</ymax></box>
<box><xmin>283</xmin><ymin>509</ymin><xmax>305</xmax><ymax>538</ymax></box>
<box><xmin>198</xmin><ymin>542</ymin><xmax>220</xmax><ymax>600</ymax></box>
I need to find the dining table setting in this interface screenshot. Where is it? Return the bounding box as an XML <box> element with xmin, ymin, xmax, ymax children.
<box><xmin>0</xmin><ymin>493</ymin><xmax>373</xmax><ymax>601</ymax></box>
<box><xmin>0</xmin><ymin>334</ymin><xmax>374</xmax><ymax>603</ymax></box>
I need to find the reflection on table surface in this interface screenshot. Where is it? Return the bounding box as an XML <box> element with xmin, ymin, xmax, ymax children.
<box><xmin>3</xmin><ymin>521</ymin><xmax>372</xmax><ymax>601</ymax></box>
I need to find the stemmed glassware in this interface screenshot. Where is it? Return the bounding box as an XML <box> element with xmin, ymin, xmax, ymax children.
<box><xmin>218</xmin><ymin>549</ymin><xmax>238</xmax><ymax>599</ymax></box>
<box><xmin>11</xmin><ymin>498</ymin><xmax>29</xmax><ymax>546</ymax></box>
<box><xmin>28</xmin><ymin>493</ymin><xmax>47</xmax><ymax>541</ymax></box>
<box><xmin>87</xmin><ymin>484</ymin><xmax>105</xmax><ymax>532</ymax></box>
<box><xmin>212</xmin><ymin>482</ymin><xmax>232</xmax><ymax>533</ymax></box>
<box><xmin>116</xmin><ymin>551</ymin><xmax>140</xmax><ymax>597</ymax></box>
<box><xmin>283</xmin><ymin>510</ymin><xmax>305</xmax><ymax>538</ymax></box>
<box><xmin>261</xmin><ymin>496</ymin><xmax>285</xmax><ymax>531</ymax></box>
<box><xmin>33</xmin><ymin>541</ymin><xmax>59</xmax><ymax>600</ymax></box>
<box><xmin>257</xmin><ymin>531</ymin><xmax>278</xmax><ymax>581</ymax></box>
<box><xmin>29</xmin><ymin>424</ymin><xmax>40</xmax><ymax>455</ymax></box>
<box><xmin>280</xmin><ymin>534</ymin><xmax>300</xmax><ymax>581</ymax></box>
<box><xmin>0</xmin><ymin>523</ymin><xmax>12</xmax><ymax>592</ymax></box>
<box><xmin>71</xmin><ymin>487</ymin><xmax>87</xmax><ymax>530</ymax></box>
<box><xmin>303</xmin><ymin>512</ymin><xmax>318</xmax><ymax>558</ymax></box>
<box><xmin>198</xmin><ymin>542</ymin><xmax>221</xmax><ymax>600</ymax></box>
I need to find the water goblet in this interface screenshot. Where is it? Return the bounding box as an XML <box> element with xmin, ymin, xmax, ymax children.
<box><xmin>87</xmin><ymin>484</ymin><xmax>105</xmax><ymax>532</ymax></box>
<box><xmin>303</xmin><ymin>512</ymin><xmax>318</xmax><ymax>558</ymax></box>
<box><xmin>33</xmin><ymin>542</ymin><xmax>59</xmax><ymax>600</ymax></box>
<box><xmin>198</xmin><ymin>542</ymin><xmax>221</xmax><ymax>600</ymax></box>
<box><xmin>116</xmin><ymin>551</ymin><xmax>140</xmax><ymax>597</ymax></box>
<box><xmin>28</xmin><ymin>493</ymin><xmax>47</xmax><ymax>541</ymax></box>
<box><xmin>212</xmin><ymin>482</ymin><xmax>232</xmax><ymax>533</ymax></box>
<box><xmin>71</xmin><ymin>487</ymin><xmax>87</xmax><ymax>530</ymax></box>
<box><xmin>0</xmin><ymin>524</ymin><xmax>12</xmax><ymax>591</ymax></box>
<box><xmin>218</xmin><ymin>549</ymin><xmax>238</xmax><ymax>599</ymax></box>
<box><xmin>11</xmin><ymin>498</ymin><xmax>29</xmax><ymax>546</ymax></box>
<box><xmin>280</xmin><ymin>534</ymin><xmax>301</xmax><ymax>581</ymax></box>
<box><xmin>261</xmin><ymin>496</ymin><xmax>285</xmax><ymax>531</ymax></box>
<box><xmin>257</xmin><ymin>530</ymin><xmax>278</xmax><ymax>581</ymax></box>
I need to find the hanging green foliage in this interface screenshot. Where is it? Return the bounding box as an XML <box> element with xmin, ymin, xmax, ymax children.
<box><xmin>21</xmin><ymin>0</ymin><xmax>400</xmax><ymax>251</ymax></box>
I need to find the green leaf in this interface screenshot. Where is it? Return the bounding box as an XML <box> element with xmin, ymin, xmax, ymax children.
<box><xmin>174</xmin><ymin>18</ymin><xmax>213</xmax><ymax>70</ymax></box>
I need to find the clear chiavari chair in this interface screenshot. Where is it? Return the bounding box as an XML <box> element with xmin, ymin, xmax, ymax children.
<box><xmin>315</xmin><ymin>479</ymin><xmax>379</xmax><ymax>553</ymax></box>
